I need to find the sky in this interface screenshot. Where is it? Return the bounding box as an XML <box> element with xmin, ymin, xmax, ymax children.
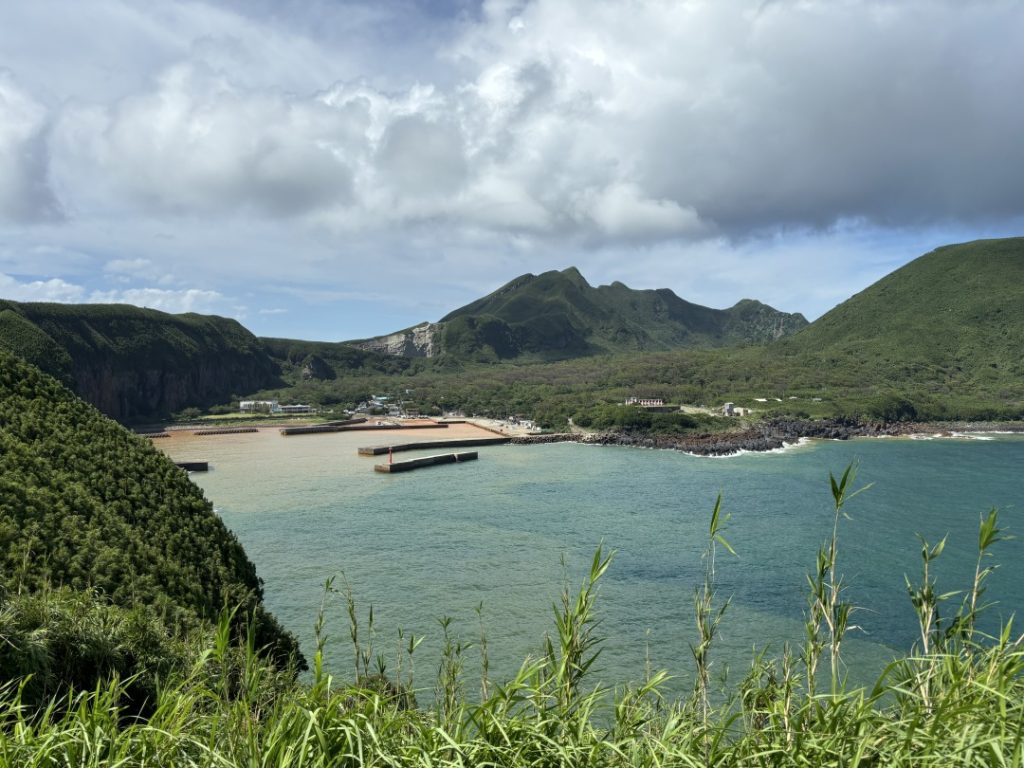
<box><xmin>1</xmin><ymin>0</ymin><xmax>1023</xmax><ymax>341</ymax></box>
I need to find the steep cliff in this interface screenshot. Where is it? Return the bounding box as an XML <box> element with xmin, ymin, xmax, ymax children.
<box><xmin>347</xmin><ymin>322</ymin><xmax>440</xmax><ymax>357</ymax></box>
<box><xmin>0</xmin><ymin>301</ymin><xmax>281</xmax><ymax>423</ymax></box>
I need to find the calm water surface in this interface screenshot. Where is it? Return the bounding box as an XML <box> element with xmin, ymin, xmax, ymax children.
<box><xmin>163</xmin><ymin>430</ymin><xmax>1023</xmax><ymax>696</ymax></box>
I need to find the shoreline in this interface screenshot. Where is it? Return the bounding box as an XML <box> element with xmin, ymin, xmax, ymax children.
<box><xmin>510</xmin><ymin>419</ymin><xmax>1024</xmax><ymax>457</ymax></box>
<box><xmin>148</xmin><ymin>415</ymin><xmax>1024</xmax><ymax>458</ymax></box>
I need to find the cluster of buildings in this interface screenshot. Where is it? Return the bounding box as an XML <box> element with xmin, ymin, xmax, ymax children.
<box><xmin>239</xmin><ymin>400</ymin><xmax>315</xmax><ymax>415</ymax></box>
<box><xmin>624</xmin><ymin>395</ymin><xmax>753</xmax><ymax>417</ymax></box>
<box><xmin>353</xmin><ymin>395</ymin><xmax>409</xmax><ymax>419</ymax></box>
<box><xmin>720</xmin><ymin>402</ymin><xmax>751</xmax><ymax>417</ymax></box>
<box><xmin>624</xmin><ymin>396</ymin><xmax>665</xmax><ymax>407</ymax></box>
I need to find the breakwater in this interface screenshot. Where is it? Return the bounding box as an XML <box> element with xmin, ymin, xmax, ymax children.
<box><xmin>358</xmin><ymin>436</ymin><xmax>510</xmax><ymax>456</ymax></box>
<box><xmin>193</xmin><ymin>427</ymin><xmax>260</xmax><ymax>436</ymax></box>
<box><xmin>374</xmin><ymin>451</ymin><xmax>478</xmax><ymax>473</ymax></box>
<box><xmin>175</xmin><ymin>460</ymin><xmax>209</xmax><ymax>471</ymax></box>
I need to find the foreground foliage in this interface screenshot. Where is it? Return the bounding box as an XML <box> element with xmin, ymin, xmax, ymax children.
<box><xmin>0</xmin><ymin>349</ymin><xmax>300</xmax><ymax>667</ymax></box>
<box><xmin>1</xmin><ymin>478</ymin><xmax>1021</xmax><ymax>766</ymax></box>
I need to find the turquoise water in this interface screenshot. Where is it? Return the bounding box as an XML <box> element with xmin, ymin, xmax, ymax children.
<box><xmin>164</xmin><ymin>431</ymin><xmax>1023</xmax><ymax>696</ymax></box>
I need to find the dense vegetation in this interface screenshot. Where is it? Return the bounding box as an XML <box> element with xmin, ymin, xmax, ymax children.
<box><xmin>3</xmin><ymin>239</ymin><xmax>1020</xmax><ymax>429</ymax></box>
<box><xmin>250</xmin><ymin>238</ymin><xmax>1024</xmax><ymax>426</ymax></box>
<box><xmin>0</xmin><ymin>348</ymin><xmax>299</xmax><ymax>669</ymax></box>
<box><xmin>0</xmin><ymin>301</ymin><xmax>281</xmax><ymax>422</ymax></box>
<box><xmin>1</xmin><ymin>468</ymin><xmax>1020</xmax><ymax>765</ymax></box>
<box><xmin>352</xmin><ymin>266</ymin><xmax>807</xmax><ymax>362</ymax></box>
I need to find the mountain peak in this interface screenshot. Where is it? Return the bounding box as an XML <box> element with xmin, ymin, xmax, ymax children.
<box><xmin>418</xmin><ymin>267</ymin><xmax>807</xmax><ymax>361</ymax></box>
<box><xmin>559</xmin><ymin>266</ymin><xmax>590</xmax><ymax>287</ymax></box>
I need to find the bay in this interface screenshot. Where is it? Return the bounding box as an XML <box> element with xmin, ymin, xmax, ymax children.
<box><xmin>162</xmin><ymin>429</ymin><xmax>1024</xmax><ymax>697</ymax></box>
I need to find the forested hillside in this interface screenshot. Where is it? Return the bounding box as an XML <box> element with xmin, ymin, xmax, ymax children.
<box><xmin>0</xmin><ymin>301</ymin><xmax>281</xmax><ymax>422</ymax></box>
<box><xmin>0</xmin><ymin>348</ymin><xmax>298</xmax><ymax>664</ymax></box>
<box><xmin>350</xmin><ymin>267</ymin><xmax>807</xmax><ymax>362</ymax></box>
<box><xmin>781</xmin><ymin>237</ymin><xmax>1024</xmax><ymax>374</ymax></box>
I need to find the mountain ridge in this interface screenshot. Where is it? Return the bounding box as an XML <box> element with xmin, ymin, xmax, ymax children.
<box><xmin>0</xmin><ymin>300</ymin><xmax>282</xmax><ymax>422</ymax></box>
<box><xmin>351</xmin><ymin>266</ymin><xmax>808</xmax><ymax>361</ymax></box>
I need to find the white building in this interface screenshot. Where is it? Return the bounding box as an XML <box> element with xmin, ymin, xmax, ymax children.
<box><xmin>625</xmin><ymin>397</ymin><xmax>665</xmax><ymax>407</ymax></box>
<box><xmin>240</xmin><ymin>399</ymin><xmax>279</xmax><ymax>413</ymax></box>
<box><xmin>279</xmin><ymin>404</ymin><xmax>314</xmax><ymax>414</ymax></box>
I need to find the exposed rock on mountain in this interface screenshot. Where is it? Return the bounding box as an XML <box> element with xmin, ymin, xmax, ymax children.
<box><xmin>349</xmin><ymin>268</ymin><xmax>807</xmax><ymax>361</ymax></box>
<box><xmin>348</xmin><ymin>322</ymin><xmax>439</xmax><ymax>358</ymax></box>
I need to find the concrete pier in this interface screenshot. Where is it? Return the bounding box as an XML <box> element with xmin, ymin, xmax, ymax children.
<box><xmin>358</xmin><ymin>436</ymin><xmax>510</xmax><ymax>456</ymax></box>
<box><xmin>193</xmin><ymin>427</ymin><xmax>259</xmax><ymax>436</ymax></box>
<box><xmin>374</xmin><ymin>451</ymin><xmax>478</xmax><ymax>473</ymax></box>
<box><xmin>175</xmin><ymin>461</ymin><xmax>209</xmax><ymax>472</ymax></box>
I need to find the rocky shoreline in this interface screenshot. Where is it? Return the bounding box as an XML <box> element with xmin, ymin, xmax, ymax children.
<box><xmin>509</xmin><ymin>418</ymin><xmax>1024</xmax><ymax>457</ymax></box>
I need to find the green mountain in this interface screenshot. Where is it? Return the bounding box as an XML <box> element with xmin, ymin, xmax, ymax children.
<box><xmin>351</xmin><ymin>267</ymin><xmax>808</xmax><ymax>361</ymax></box>
<box><xmin>775</xmin><ymin>237</ymin><xmax>1024</xmax><ymax>404</ymax></box>
<box><xmin>0</xmin><ymin>347</ymin><xmax>299</xmax><ymax>666</ymax></box>
<box><xmin>0</xmin><ymin>301</ymin><xmax>281</xmax><ymax>422</ymax></box>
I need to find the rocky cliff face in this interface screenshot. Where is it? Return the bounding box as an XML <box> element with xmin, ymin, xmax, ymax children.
<box><xmin>71</xmin><ymin>353</ymin><xmax>278</xmax><ymax>423</ymax></box>
<box><xmin>348</xmin><ymin>322</ymin><xmax>439</xmax><ymax>357</ymax></box>
<box><xmin>0</xmin><ymin>301</ymin><xmax>281</xmax><ymax>423</ymax></box>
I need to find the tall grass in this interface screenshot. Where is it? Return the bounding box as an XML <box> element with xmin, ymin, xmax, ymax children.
<box><xmin>2</xmin><ymin>468</ymin><xmax>1022</xmax><ymax>766</ymax></box>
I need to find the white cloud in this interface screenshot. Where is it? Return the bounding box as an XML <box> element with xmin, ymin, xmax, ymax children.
<box><xmin>0</xmin><ymin>273</ymin><xmax>83</xmax><ymax>302</ymax></box>
<box><xmin>54</xmin><ymin>63</ymin><xmax>355</xmax><ymax>217</ymax></box>
<box><xmin>37</xmin><ymin>0</ymin><xmax>1022</xmax><ymax>245</ymax></box>
<box><xmin>86</xmin><ymin>287</ymin><xmax>228</xmax><ymax>315</ymax></box>
<box><xmin>580</xmin><ymin>183</ymin><xmax>705</xmax><ymax>239</ymax></box>
<box><xmin>0</xmin><ymin>71</ymin><xmax>62</xmax><ymax>223</ymax></box>
<box><xmin>0</xmin><ymin>269</ymin><xmax>231</xmax><ymax>316</ymax></box>
<box><xmin>2</xmin><ymin>0</ymin><xmax>1024</xmax><ymax>338</ymax></box>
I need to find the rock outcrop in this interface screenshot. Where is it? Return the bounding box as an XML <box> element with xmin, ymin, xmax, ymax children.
<box><xmin>511</xmin><ymin>418</ymin><xmax>910</xmax><ymax>456</ymax></box>
<box><xmin>348</xmin><ymin>322</ymin><xmax>439</xmax><ymax>358</ymax></box>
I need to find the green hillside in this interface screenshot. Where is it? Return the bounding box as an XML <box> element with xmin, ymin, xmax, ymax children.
<box><xmin>0</xmin><ymin>301</ymin><xmax>281</xmax><ymax>422</ymax></box>
<box><xmin>343</xmin><ymin>267</ymin><xmax>807</xmax><ymax>362</ymax></box>
<box><xmin>0</xmin><ymin>348</ymin><xmax>299</xmax><ymax>664</ymax></box>
<box><xmin>437</xmin><ymin>267</ymin><xmax>807</xmax><ymax>360</ymax></box>
<box><xmin>260</xmin><ymin>239</ymin><xmax>1024</xmax><ymax>425</ymax></box>
<box><xmin>765</xmin><ymin>238</ymin><xmax>1024</xmax><ymax>411</ymax></box>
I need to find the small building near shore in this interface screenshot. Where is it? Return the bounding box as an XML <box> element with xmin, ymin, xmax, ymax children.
<box><xmin>240</xmin><ymin>399</ymin><xmax>279</xmax><ymax>413</ymax></box>
<box><xmin>279</xmin><ymin>404</ymin><xmax>314</xmax><ymax>414</ymax></box>
<box><xmin>626</xmin><ymin>397</ymin><xmax>665</xmax><ymax>407</ymax></box>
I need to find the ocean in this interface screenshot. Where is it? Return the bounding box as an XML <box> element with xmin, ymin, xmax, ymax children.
<box><xmin>161</xmin><ymin>428</ymin><xmax>1024</xmax><ymax>697</ymax></box>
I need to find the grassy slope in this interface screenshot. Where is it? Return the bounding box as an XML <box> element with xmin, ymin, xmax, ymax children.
<box><xmin>436</xmin><ymin>267</ymin><xmax>807</xmax><ymax>360</ymax></box>
<box><xmin>0</xmin><ymin>348</ymin><xmax>299</xmax><ymax>664</ymax></box>
<box><xmin>782</xmin><ymin>237</ymin><xmax>1024</xmax><ymax>371</ymax></box>
<box><xmin>252</xmin><ymin>240</ymin><xmax>1024</xmax><ymax>425</ymax></box>
<box><xmin>761</xmin><ymin>237</ymin><xmax>1024</xmax><ymax>413</ymax></box>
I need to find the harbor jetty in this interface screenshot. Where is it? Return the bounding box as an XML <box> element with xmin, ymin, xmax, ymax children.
<box><xmin>374</xmin><ymin>451</ymin><xmax>478</xmax><ymax>473</ymax></box>
<box><xmin>358</xmin><ymin>436</ymin><xmax>510</xmax><ymax>456</ymax></box>
<box><xmin>175</xmin><ymin>461</ymin><xmax>209</xmax><ymax>472</ymax></box>
<box><xmin>193</xmin><ymin>427</ymin><xmax>259</xmax><ymax>436</ymax></box>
